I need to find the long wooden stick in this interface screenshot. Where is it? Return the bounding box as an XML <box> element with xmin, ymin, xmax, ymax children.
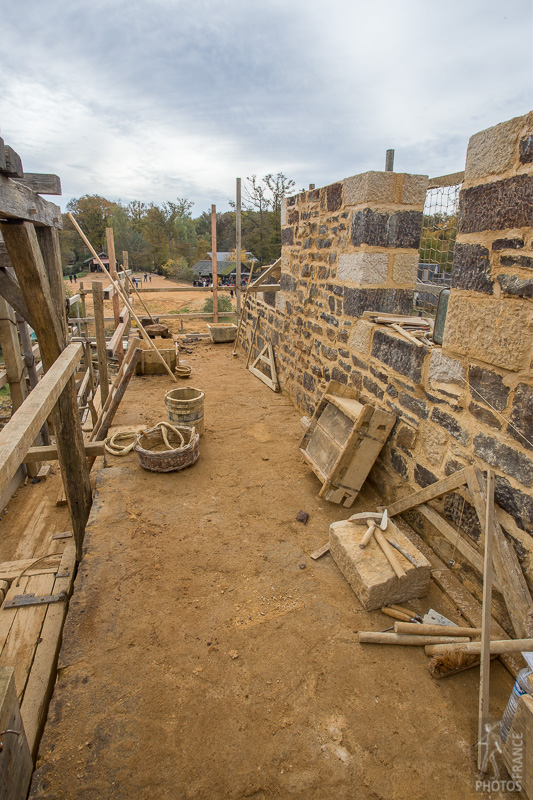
<box><xmin>374</xmin><ymin>529</ymin><xmax>407</xmax><ymax>578</ymax></box>
<box><xmin>232</xmin><ymin>262</ymin><xmax>256</xmax><ymax>355</ymax></box>
<box><xmin>68</xmin><ymin>213</ymin><xmax>177</xmax><ymax>382</ymax></box>
<box><xmin>478</xmin><ymin>469</ymin><xmax>495</xmax><ymax>772</ymax></box>
<box><xmin>426</xmin><ymin>638</ymin><xmax>533</xmax><ymax>656</ymax></box>
<box><xmin>359</xmin><ymin>632</ymin><xmax>471</xmax><ymax>646</ymax></box>
<box><xmin>395</xmin><ymin>622</ymin><xmax>482</xmax><ymax>637</ymax></box>
<box><xmin>122</xmin><ymin>270</ymin><xmax>155</xmax><ymax>323</ymax></box>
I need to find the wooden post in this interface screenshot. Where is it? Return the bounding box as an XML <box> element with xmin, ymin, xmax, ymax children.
<box><xmin>478</xmin><ymin>469</ymin><xmax>495</xmax><ymax>773</ymax></box>
<box><xmin>236</xmin><ymin>178</ymin><xmax>241</xmax><ymax>317</ymax></box>
<box><xmin>79</xmin><ymin>281</ymin><xmax>89</xmax><ymax>340</ymax></box>
<box><xmin>385</xmin><ymin>149</ymin><xmax>395</xmax><ymax>171</ymax></box>
<box><xmin>211</xmin><ymin>204</ymin><xmax>218</xmax><ymax>324</ymax></box>
<box><xmin>16</xmin><ymin>313</ymin><xmax>51</xmax><ymax>445</ymax></box>
<box><xmin>1</xmin><ymin>222</ymin><xmax>92</xmax><ymax>560</ymax></box>
<box><xmin>92</xmin><ymin>281</ymin><xmax>109</xmax><ymax>407</ymax></box>
<box><xmin>106</xmin><ymin>227</ymin><xmax>123</xmax><ymax>364</ymax></box>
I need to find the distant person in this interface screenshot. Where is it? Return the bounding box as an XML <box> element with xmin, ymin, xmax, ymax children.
<box><xmin>149</xmin><ymin>274</ymin><xmax>152</xmax><ymax>282</ymax></box>
<box><xmin>73</xmin><ymin>274</ymin><xmax>77</xmax><ymax>283</ymax></box>
<box><xmin>69</xmin><ymin>274</ymin><xmax>73</xmax><ymax>283</ymax></box>
<box><xmin>144</xmin><ymin>273</ymin><xmax>147</xmax><ymax>282</ymax></box>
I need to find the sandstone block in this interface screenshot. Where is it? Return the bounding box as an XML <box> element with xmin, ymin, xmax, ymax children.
<box><xmin>443</xmin><ymin>295</ymin><xmax>531</xmax><ymax>371</ymax></box>
<box><xmin>280</xmin><ymin>198</ymin><xmax>287</xmax><ymax>226</ymax></box>
<box><xmin>338</xmin><ymin>252</ymin><xmax>388</xmax><ymax>284</ymax></box>
<box><xmin>465</xmin><ymin>113</ymin><xmax>532</xmax><ymax>183</ymax></box>
<box><xmin>329</xmin><ymin>519</ymin><xmax>431</xmax><ymax>611</ymax></box>
<box><xmin>393</xmin><ymin>253</ymin><xmax>418</xmax><ymax>285</ymax></box>
<box><xmin>343</xmin><ymin>171</ymin><xmax>395</xmax><ymax>206</ymax></box>
<box><xmin>402</xmin><ymin>174</ymin><xmax>429</xmax><ymax>205</ymax></box>
<box><xmin>428</xmin><ymin>349</ymin><xmax>465</xmax><ymax>387</ymax></box>
<box><xmin>275</xmin><ymin>292</ymin><xmax>286</xmax><ymax>312</ymax></box>
<box><xmin>348</xmin><ymin>319</ymin><xmax>374</xmax><ymax>354</ymax></box>
<box><xmin>421</xmin><ymin>423</ymin><xmax>448</xmax><ymax>465</ymax></box>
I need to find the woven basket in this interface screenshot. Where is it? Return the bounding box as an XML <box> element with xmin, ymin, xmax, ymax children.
<box><xmin>134</xmin><ymin>424</ymin><xmax>200</xmax><ymax>473</ymax></box>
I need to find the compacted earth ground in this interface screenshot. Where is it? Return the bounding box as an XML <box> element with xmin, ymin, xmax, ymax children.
<box><xmin>1</xmin><ymin>281</ymin><xmax>515</xmax><ymax>798</ymax></box>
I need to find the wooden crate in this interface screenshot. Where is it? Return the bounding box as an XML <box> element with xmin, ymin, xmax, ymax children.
<box><xmin>300</xmin><ymin>381</ymin><xmax>395</xmax><ymax>507</ymax></box>
<box><xmin>135</xmin><ymin>338</ymin><xmax>177</xmax><ymax>375</ymax></box>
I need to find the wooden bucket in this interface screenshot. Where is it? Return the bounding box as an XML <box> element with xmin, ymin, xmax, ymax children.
<box><xmin>165</xmin><ymin>387</ymin><xmax>205</xmax><ymax>435</ymax></box>
<box><xmin>134</xmin><ymin>424</ymin><xmax>199</xmax><ymax>472</ymax></box>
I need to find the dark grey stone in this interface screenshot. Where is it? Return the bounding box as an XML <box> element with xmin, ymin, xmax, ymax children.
<box><xmin>445</xmin><ymin>459</ymin><xmax>470</xmax><ymax>476</ymax></box>
<box><xmin>331</xmin><ymin>367</ymin><xmax>348</xmax><ymax>384</ymax></box>
<box><xmin>281</xmin><ymin>227</ymin><xmax>294</xmax><ymax>245</ymax></box>
<box><xmin>519</xmin><ymin>134</ymin><xmax>533</xmax><ymax>164</ymax></box>
<box><xmin>399</xmin><ymin>392</ymin><xmax>428</xmax><ymax>419</ymax></box>
<box><xmin>338</xmin><ymin>360</ymin><xmax>352</xmax><ymax>373</ymax></box>
<box><xmin>494</xmin><ymin>475</ymin><xmax>533</xmax><ymax>534</ymax></box>
<box><xmin>343</xmin><ymin>287</ymin><xmax>414</xmax><ymax>318</ymax></box>
<box><xmin>443</xmin><ymin>493</ymin><xmax>481</xmax><ymax>542</ymax></box>
<box><xmin>363</xmin><ymin>376</ymin><xmax>384</xmax><ymax>400</ymax></box>
<box><xmin>414</xmin><ymin>463</ymin><xmax>438</xmax><ymax>488</ymax></box>
<box><xmin>497</xmin><ymin>274</ymin><xmax>533</xmax><ymax>298</ymax></box>
<box><xmin>452</xmin><ymin>243</ymin><xmax>493</xmax><ymax>294</ymax></box>
<box><xmin>320</xmin><ymin>313</ymin><xmax>339</xmax><ymax>328</ymax></box>
<box><xmin>316</xmin><ymin>238</ymin><xmax>332</xmax><ymax>249</ymax></box>
<box><xmin>369</xmin><ymin>366</ymin><xmax>388</xmax><ymax>384</ymax></box>
<box><xmin>468</xmin><ymin>365</ymin><xmax>510</xmax><ymax>411</ymax></box>
<box><xmin>492</xmin><ymin>237</ymin><xmax>524</xmax><ymax>250</ymax></box>
<box><xmin>468</xmin><ymin>401</ymin><xmax>502</xmax><ymax>429</ymax></box>
<box><xmin>320</xmin><ymin>345</ymin><xmax>338</xmax><ymax>361</ymax></box>
<box><xmin>371</xmin><ymin>329</ymin><xmax>428</xmax><ymax>383</ymax></box>
<box><xmin>386</xmin><ymin>384</ymin><xmax>398</xmax><ymax>398</ymax></box>
<box><xmin>500</xmin><ymin>255</ymin><xmax>533</xmax><ymax>269</ymax></box>
<box><xmin>389</xmin><ymin>448</ymin><xmax>408</xmax><ymax>479</ymax></box>
<box><xmin>473</xmin><ymin>433</ymin><xmax>533</xmax><ymax>486</ymax></box>
<box><xmin>280</xmin><ymin>273</ymin><xmax>298</xmax><ymax>293</ymax></box>
<box><xmin>303</xmin><ymin>372</ymin><xmax>316</xmax><ymax>392</ymax></box>
<box><xmin>430</xmin><ymin>407</ymin><xmax>469</xmax><ymax>445</ymax></box>
<box><xmin>326</xmin><ymin>183</ymin><xmax>343</xmax><ymax>211</ymax></box>
<box><xmin>508</xmin><ymin>382</ymin><xmax>533</xmax><ymax>450</ymax></box>
<box><xmin>459</xmin><ymin>175</ymin><xmax>533</xmax><ymax>233</ymax></box>
<box><xmin>351</xmin><ymin>208</ymin><xmax>423</xmax><ymax>249</ymax></box>
<box><xmin>302</xmin><ymin>237</ymin><xmax>313</xmax><ymax>249</ymax></box>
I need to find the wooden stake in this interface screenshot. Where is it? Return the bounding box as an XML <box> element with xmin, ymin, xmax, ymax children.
<box><xmin>236</xmin><ymin>178</ymin><xmax>242</xmax><ymax>317</ymax></box>
<box><xmin>68</xmin><ymin>213</ymin><xmax>177</xmax><ymax>382</ymax></box>
<box><xmin>106</xmin><ymin>227</ymin><xmax>123</xmax><ymax>364</ymax></box>
<box><xmin>211</xmin><ymin>205</ymin><xmax>218</xmax><ymax>324</ymax></box>
<box><xmin>92</xmin><ymin>282</ymin><xmax>109</xmax><ymax>407</ymax></box>
<box><xmin>478</xmin><ymin>469</ymin><xmax>495</xmax><ymax>773</ymax></box>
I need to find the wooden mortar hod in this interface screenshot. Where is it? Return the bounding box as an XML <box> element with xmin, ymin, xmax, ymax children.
<box><xmin>135</xmin><ymin>337</ymin><xmax>177</xmax><ymax>375</ymax></box>
<box><xmin>329</xmin><ymin>518</ymin><xmax>431</xmax><ymax>610</ymax></box>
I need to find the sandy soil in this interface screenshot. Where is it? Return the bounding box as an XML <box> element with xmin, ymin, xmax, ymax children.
<box><xmin>26</xmin><ymin>337</ymin><xmax>515</xmax><ymax>800</ymax></box>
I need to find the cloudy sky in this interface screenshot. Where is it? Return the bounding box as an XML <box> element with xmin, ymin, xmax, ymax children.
<box><xmin>1</xmin><ymin>0</ymin><xmax>531</xmax><ymax>215</ymax></box>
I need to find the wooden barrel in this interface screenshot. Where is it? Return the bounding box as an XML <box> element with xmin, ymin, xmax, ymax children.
<box><xmin>164</xmin><ymin>387</ymin><xmax>205</xmax><ymax>435</ymax></box>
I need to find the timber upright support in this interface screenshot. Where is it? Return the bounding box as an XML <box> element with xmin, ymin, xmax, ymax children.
<box><xmin>0</xmin><ymin>221</ymin><xmax>92</xmax><ymax>560</ymax></box>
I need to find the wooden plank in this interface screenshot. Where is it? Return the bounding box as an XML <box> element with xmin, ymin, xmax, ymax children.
<box><xmin>0</xmin><ymin>667</ymin><xmax>33</xmax><ymax>800</ymax></box>
<box><xmin>0</xmin><ymin>174</ymin><xmax>61</xmax><ymax>227</ymax></box>
<box><xmin>478</xmin><ymin>469</ymin><xmax>495</xmax><ymax>772</ymax></box>
<box><xmin>106</xmin><ymin>227</ymin><xmax>123</xmax><ymax>364</ymax></box>
<box><xmin>106</xmin><ymin>314</ymin><xmax>129</xmax><ymax>356</ymax></box>
<box><xmin>90</xmin><ymin>339</ymin><xmax>141</xmax><ymax>445</ymax></box>
<box><xmin>0</xmin><ymin>343</ymin><xmax>82</xmax><ymax>500</ymax></box>
<box><xmin>310</xmin><ymin>543</ymin><xmax>330</xmax><ymax>560</ymax></box>
<box><xmin>0</xmin><ymin>579</ymin><xmax>29</xmax><ymax>656</ymax></box>
<box><xmin>2</xmin><ymin>146</ymin><xmax>24</xmax><ymax>178</ymax></box>
<box><xmin>417</xmin><ymin>503</ymin><xmax>502</xmax><ymax>592</ymax></box>
<box><xmin>20</xmin><ymin>543</ymin><xmax>75</xmax><ymax>758</ymax></box>
<box><xmin>0</xmin><ymin>268</ymin><xmax>30</xmax><ymax>323</ymax></box>
<box><xmin>12</xmin><ymin>174</ymin><xmax>61</xmax><ymax>195</ymax></box>
<box><xmin>466</xmin><ymin>466</ymin><xmax>533</xmax><ymax>639</ymax></box>
<box><xmin>23</xmin><ymin>441</ymin><xmax>105</xmax><ymax>463</ymax></box>
<box><xmin>386</xmin><ymin>469</ymin><xmax>469</xmax><ymax>518</ymax></box>
<box><xmin>400</xmin><ymin>520</ymin><xmax>525</xmax><ymax>677</ymax></box>
<box><xmin>247</xmin><ymin>284</ymin><xmax>281</xmax><ymax>293</ymax></box>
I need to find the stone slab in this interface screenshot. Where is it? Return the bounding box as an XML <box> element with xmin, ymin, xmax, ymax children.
<box><xmin>393</xmin><ymin>252</ymin><xmax>419</xmax><ymax>285</ymax></box>
<box><xmin>338</xmin><ymin>252</ymin><xmax>388</xmax><ymax>285</ymax></box>
<box><xmin>465</xmin><ymin>112</ymin><xmax>533</xmax><ymax>183</ymax></box>
<box><xmin>329</xmin><ymin>519</ymin><xmax>431</xmax><ymax>611</ymax></box>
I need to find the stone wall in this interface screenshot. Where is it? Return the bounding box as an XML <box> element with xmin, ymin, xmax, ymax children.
<box><xmin>240</xmin><ymin>111</ymin><xmax>533</xmax><ymax>602</ymax></box>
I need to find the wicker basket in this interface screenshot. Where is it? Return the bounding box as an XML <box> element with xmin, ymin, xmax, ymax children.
<box><xmin>134</xmin><ymin>424</ymin><xmax>200</xmax><ymax>473</ymax></box>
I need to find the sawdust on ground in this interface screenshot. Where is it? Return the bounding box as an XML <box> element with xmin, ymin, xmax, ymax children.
<box><xmin>24</xmin><ymin>330</ymin><xmax>515</xmax><ymax>799</ymax></box>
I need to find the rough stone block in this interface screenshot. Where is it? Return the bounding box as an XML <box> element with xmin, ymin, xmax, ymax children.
<box><xmin>371</xmin><ymin>328</ymin><xmax>428</xmax><ymax>383</ymax></box>
<box><xmin>280</xmin><ymin>198</ymin><xmax>287</xmax><ymax>226</ymax></box>
<box><xmin>508</xmin><ymin>382</ymin><xmax>533</xmax><ymax>450</ymax></box>
<box><xmin>351</xmin><ymin>208</ymin><xmax>423</xmax><ymax>249</ymax></box>
<box><xmin>280</xmin><ymin>272</ymin><xmax>298</xmax><ymax>293</ymax></box>
<box><xmin>329</xmin><ymin>519</ymin><xmax>431</xmax><ymax>611</ymax></box>
<box><xmin>469</xmin><ymin>401</ymin><xmax>502</xmax><ymax>429</ymax></box>
<box><xmin>473</xmin><ymin>433</ymin><xmax>533</xmax><ymax>486</ymax></box>
<box><xmin>349</xmin><ymin>319</ymin><xmax>374</xmax><ymax>354</ymax></box>
<box><xmin>281</xmin><ymin>227</ymin><xmax>294</xmax><ymax>246</ymax></box>
<box><xmin>468</xmin><ymin>365</ymin><xmax>510</xmax><ymax>411</ymax></box>
<box><xmin>497</xmin><ymin>274</ymin><xmax>533</xmax><ymax>298</ymax></box>
<box><xmin>363</xmin><ymin>376</ymin><xmax>384</xmax><ymax>400</ymax></box>
<box><xmin>402</xmin><ymin>174</ymin><xmax>429</xmax><ymax>205</ymax></box>
<box><xmin>492</xmin><ymin>237</ymin><xmax>524</xmax><ymax>250</ymax></box>
<box><xmin>443</xmin><ymin>295</ymin><xmax>531</xmax><ymax>371</ymax></box>
<box><xmin>500</xmin><ymin>255</ymin><xmax>533</xmax><ymax>270</ymax></box>
<box><xmin>464</xmin><ymin>113</ymin><xmax>531</xmax><ymax>183</ymax></box>
<box><xmin>343</xmin><ymin>287</ymin><xmax>414</xmax><ymax>318</ymax></box>
<box><xmin>430</xmin><ymin>407</ymin><xmax>469</xmax><ymax>446</ymax></box>
<box><xmin>389</xmin><ymin>447</ymin><xmax>408</xmax><ymax>478</ymax></box>
<box><xmin>343</xmin><ymin>171</ymin><xmax>395</xmax><ymax>206</ymax></box>
<box><xmin>459</xmin><ymin>175</ymin><xmax>533</xmax><ymax>234</ymax></box>
<box><xmin>519</xmin><ymin>134</ymin><xmax>533</xmax><ymax>164</ymax></box>
<box><xmin>338</xmin><ymin>252</ymin><xmax>389</xmax><ymax>285</ymax></box>
<box><xmin>399</xmin><ymin>392</ymin><xmax>428</xmax><ymax>419</ymax></box>
<box><xmin>326</xmin><ymin>183</ymin><xmax>343</xmax><ymax>211</ymax></box>
<box><xmin>393</xmin><ymin>252</ymin><xmax>418</xmax><ymax>285</ymax></box>
<box><xmin>421</xmin><ymin>423</ymin><xmax>448</xmax><ymax>465</ymax></box>
<box><xmin>494</xmin><ymin>475</ymin><xmax>533</xmax><ymax>533</ymax></box>
<box><xmin>275</xmin><ymin>292</ymin><xmax>286</xmax><ymax>312</ymax></box>
<box><xmin>452</xmin><ymin>243</ymin><xmax>493</xmax><ymax>294</ymax></box>
<box><xmin>428</xmin><ymin>349</ymin><xmax>465</xmax><ymax>387</ymax></box>
<box><xmin>414</xmin><ymin>463</ymin><xmax>438</xmax><ymax>488</ymax></box>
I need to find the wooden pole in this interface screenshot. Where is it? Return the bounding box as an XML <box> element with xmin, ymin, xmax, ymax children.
<box><xmin>385</xmin><ymin>149</ymin><xmax>395</xmax><ymax>171</ymax></box>
<box><xmin>106</xmin><ymin>227</ymin><xmax>123</xmax><ymax>364</ymax></box>
<box><xmin>236</xmin><ymin>178</ymin><xmax>241</xmax><ymax>317</ymax></box>
<box><xmin>478</xmin><ymin>469</ymin><xmax>495</xmax><ymax>773</ymax></box>
<box><xmin>68</xmin><ymin>213</ymin><xmax>177</xmax><ymax>382</ymax></box>
<box><xmin>16</xmin><ymin>313</ymin><xmax>51</xmax><ymax>445</ymax></box>
<box><xmin>211</xmin><ymin>204</ymin><xmax>218</xmax><ymax>324</ymax></box>
<box><xmin>232</xmin><ymin>261</ymin><xmax>256</xmax><ymax>356</ymax></box>
<box><xmin>79</xmin><ymin>281</ymin><xmax>89</xmax><ymax>340</ymax></box>
<box><xmin>122</xmin><ymin>269</ymin><xmax>155</xmax><ymax>323</ymax></box>
<box><xmin>92</xmin><ymin>282</ymin><xmax>109</xmax><ymax>407</ymax></box>
<box><xmin>3</xmin><ymin>222</ymin><xmax>93</xmax><ymax>561</ymax></box>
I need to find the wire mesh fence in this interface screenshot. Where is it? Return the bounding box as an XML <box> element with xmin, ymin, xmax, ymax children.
<box><xmin>415</xmin><ymin>180</ymin><xmax>461</xmax><ymax>316</ymax></box>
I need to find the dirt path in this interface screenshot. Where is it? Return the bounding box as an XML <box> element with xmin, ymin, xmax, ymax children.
<box><xmin>27</xmin><ymin>340</ymin><xmax>514</xmax><ymax>799</ymax></box>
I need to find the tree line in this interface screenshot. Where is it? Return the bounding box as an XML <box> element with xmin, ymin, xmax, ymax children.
<box><xmin>60</xmin><ymin>173</ymin><xmax>295</xmax><ymax>277</ymax></box>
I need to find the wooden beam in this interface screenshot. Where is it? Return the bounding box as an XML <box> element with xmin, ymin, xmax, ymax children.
<box><xmin>106</xmin><ymin>314</ymin><xmax>129</xmax><ymax>356</ymax></box>
<box><xmin>478</xmin><ymin>470</ymin><xmax>495</xmax><ymax>773</ymax></box>
<box><xmin>247</xmin><ymin>284</ymin><xmax>281</xmax><ymax>293</ymax></box>
<box><xmin>0</xmin><ymin>667</ymin><xmax>32</xmax><ymax>797</ymax></box>
<box><xmin>211</xmin><ymin>205</ymin><xmax>218</xmax><ymax>324</ymax></box>
<box><xmin>2</xmin><ymin>145</ymin><xmax>23</xmax><ymax>178</ymax></box>
<box><xmin>0</xmin><ymin>343</ymin><xmax>82</xmax><ymax>499</ymax></box>
<box><xmin>466</xmin><ymin>466</ymin><xmax>533</xmax><ymax>639</ymax></box>
<box><xmin>92</xmin><ymin>281</ymin><xmax>109</xmax><ymax>408</ymax></box>
<box><xmin>90</xmin><ymin>339</ymin><xmax>141</xmax><ymax>447</ymax></box>
<box><xmin>106</xmin><ymin>227</ymin><xmax>123</xmax><ymax>364</ymax></box>
<box><xmin>0</xmin><ymin>174</ymin><xmax>61</xmax><ymax>227</ymax></box>
<box><xmin>23</xmin><ymin>441</ymin><xmax>105</xmax><ymax>463</ymax></box>
<box><xmin>386</xmin><ymin>469</ymin><xmax>469</xmax><ymax>518</ymax></box>
<box><xmin>3</xmin><ymin>222</ymin><xmax>92</xmax><ymax>561</ymax></box>
<box><xmin>12</xmin><ymin>173</ymin><xmax>62</xmax><ymax>195</ymax></box>
<box><xmin>236</xmin><ymin>177</ymin><xmax>242</xmax><ymax>316</ymax></box>
<box><xmin>0</xmin><ymin>267</ymin><xmax>31</xmax><ymax>322</ymax></box>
